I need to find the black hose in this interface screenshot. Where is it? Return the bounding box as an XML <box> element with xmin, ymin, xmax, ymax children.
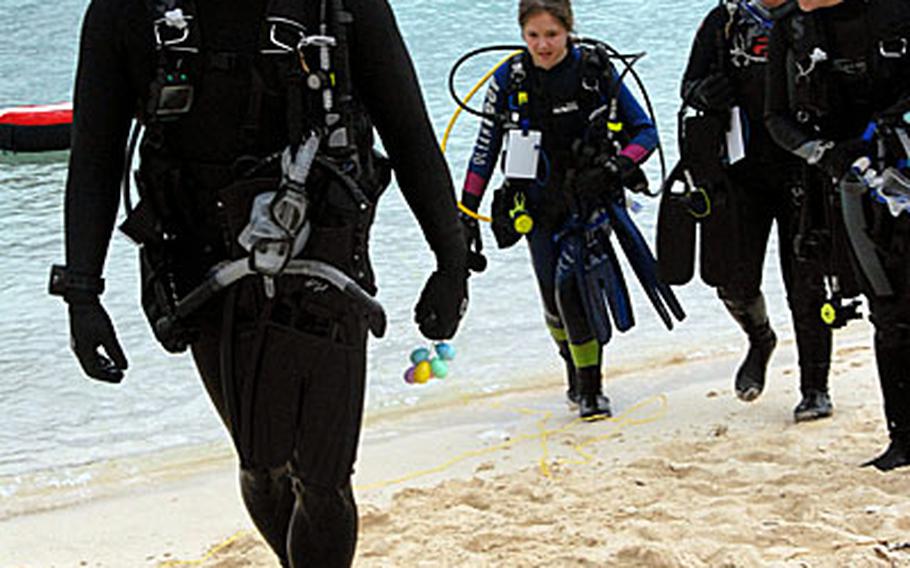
<box><xmin>577</xmin><ymin>37</ymin><xmax>668</xmax><ymax>190</ymax></box>
<box><xmin>447</xmin><ymin>44</ymin><xmax>526</xmax><ymax>121</ymax></box>
<box><xmin>120</xmin><ymin>120</ymin><xmax>142</xmax><ymax>214</ymax></box>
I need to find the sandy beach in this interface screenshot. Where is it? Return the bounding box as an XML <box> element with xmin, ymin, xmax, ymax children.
<box><xmin>2</xmin><ymin>322</ymin><xmax>909</xmax><ymax>567</ymax></box>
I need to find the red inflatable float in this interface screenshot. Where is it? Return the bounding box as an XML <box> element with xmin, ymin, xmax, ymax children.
<box><xmin>0</xmin><ymin>102</ymin><xmax>72</xmax><ymax>153</ymax></box>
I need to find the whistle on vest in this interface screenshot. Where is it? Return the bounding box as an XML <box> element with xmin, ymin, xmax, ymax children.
<box><xmin>509</xmin><ymin>192</ymin><xmax>534</xmax><ymax>235</ymax></box>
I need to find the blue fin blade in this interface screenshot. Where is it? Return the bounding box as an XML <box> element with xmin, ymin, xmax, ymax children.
<box><xmin>604</xmin><ymin>200</ymin><xmax>687</xmax><ymax>329</ymax></box>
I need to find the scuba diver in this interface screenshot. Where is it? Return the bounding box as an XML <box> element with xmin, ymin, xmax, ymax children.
<box><xmin>458</xmin><ymin>0</ymin><xmax>681</xmax><ymax>419</ymax></box>
<box><xmin>667</xmin><ymin>0</ymin><xmax>834</xmax><ymax>421</ymax></box>
<box><xmin>765</xmin><ymin>0</ymin><xmax>910</xmax><ymax>470</ymax></box>
<box><xmin>48</xmin><ymin>0</ymin><xmax>468</xmax><ymax>565</ymax></box>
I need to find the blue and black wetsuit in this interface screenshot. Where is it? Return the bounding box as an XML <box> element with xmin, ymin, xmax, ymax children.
<box><xmin>460</xmin><ymin>45</ymin><xmax>657</xmax><ymax>390</ymax></box>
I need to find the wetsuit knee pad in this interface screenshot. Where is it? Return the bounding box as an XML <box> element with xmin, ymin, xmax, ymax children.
<box><xmin>240</xmin><ymin>465</ymin><xmax>292</xmax><ymax>500</ymax></box>
<box><xmin>239</xmin><ymin>466</ymin><xmax>295</xmax><ymax>564</ymax></box>
<box><xmin>291</xmin><ymin>478</ymin><xmax>356</xmax><ymax>517</ymax></box>
<box><xmin>287</xmin><ymin>478</ymin><xmax>357</xmax><ymax>568</ymax></box>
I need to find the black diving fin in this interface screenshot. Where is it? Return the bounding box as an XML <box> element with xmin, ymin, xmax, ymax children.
<box><xmin>657</xmin><ymin>161</ymin><xmax>698</xmax><ymax>285</ymax></box>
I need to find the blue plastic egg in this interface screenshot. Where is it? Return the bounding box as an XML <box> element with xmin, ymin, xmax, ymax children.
<box><xmin>410</xmin><ymin>347</ymin><xmax>431</xmax><ymax>365</ymax></box>
<box><xmin>430</xmin><ymin>358</ymin><xmax>449</xmax><ymax>379</ymax></box>
<box><xmin>435</xmin><ymin>342</ymin><xmax>456</xmax><ymax>361</ymax></box>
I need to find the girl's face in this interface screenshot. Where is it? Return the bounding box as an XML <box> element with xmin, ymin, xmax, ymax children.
<box><xmin>522</xmin><ymin>10</ymin><xmax>570</xmax><ymax>70</ymax></box>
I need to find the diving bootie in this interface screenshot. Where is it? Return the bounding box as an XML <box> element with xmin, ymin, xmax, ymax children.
<box><xmin>558</xmin><ymin>341</ymin><xmax>580</xmax><ymax>408</ymax></box>
<box><xmin>794</xmin><ymin>389</ymin><xmax>833</xmax><ymax>422</ymax></box>
<box><xmin>734</xmin><ymin>325</ymin><xmax>776</xmax><ymax>401</ymax></box>
<box><xmin>577</xmin><ymin>367</ymin><xmax>612</xmax><ymax>419</ymax></box>
<box><xmin>862</xmin><ymin>436</ymin><xmax>910</xmax><ymax>472</ymax></box>
<box><xmin>566</xmin><ymin>372</ymin><xmax>581</xmax><ymax>408</ymax></box>
<box><xmin>723</xmin><ymin>296</ymin><xmax>776</xmax><ymax>402</ymax></box>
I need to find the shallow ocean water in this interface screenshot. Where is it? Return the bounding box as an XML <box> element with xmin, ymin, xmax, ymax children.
<box><xmin>0</xmin><ymin>0</ymin><xmax>796</xmax><ymax>480</ymax></box>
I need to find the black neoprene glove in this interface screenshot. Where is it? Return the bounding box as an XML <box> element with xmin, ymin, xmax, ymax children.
<box><xmin>414</xmin><ymin>265</ymin><xmax>468</xmax><ymax>340</ymax></box>
<box><xmin>575</xmin><ymin>154</ymin><xmax>633</xmax><ymax>207</ymax></box>
<box><xmin>68</xmin><ymin>295</ymin><xmax>128</xmax><ymax>383</ymax></box>
<box><xmin>604</xmin><ymin>155</ymin><xmax>636</xmax><ymax>182</ymax></box>
<box><xmin>460</xmin><ymin>214</ymin><xmax>487</xmax><ymax>274</ymax></box>
<box><xmin>688</xmin><ymin>73</ymin><xmax>735</xmax><ymax>112</ymax></box>
<box><xmin>817</xmin><ymin>138</ymin><xmax>871</xmax><ymax>181</ymax></box>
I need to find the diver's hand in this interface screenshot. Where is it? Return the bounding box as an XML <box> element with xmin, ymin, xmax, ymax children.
<box><xmin>68</xmin><ymin>297</ymin><xmax>128</xmax><ymax>383</ymax></box>
<box><xmin>575</xmin><ymin>155</ymin><xmax>632</xmax><ymax>204</ymax></box>
<box><xmin>816</xmin><ymin>138</ymin><xmax>870</xmax><ymax>182</ymax></box>
<box><xmin>459</xmin><ymin>213</ymin><xmax>487</xmax><ymax>274</ymax></box>
<box><xmin>688</xmin><ymin>73</ymin><xmax>735</xmax><ymax>112</ymax></box>
<box><xmin>414</xmin><ymin>266</ymin><xmax>468</xmax><ymax>340</ymax></box>
<box><xmin>603</xmin><ymin>155</ymin><xmax>636</xmax><ymax>183</ymax></box>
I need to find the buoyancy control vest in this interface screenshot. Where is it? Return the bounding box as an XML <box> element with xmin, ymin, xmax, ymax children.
<box><xmin>503</xmin><ymin>44</ymin><xmax>626</xmax><ymax>179</ymax></box>
<box><xmin>490</xmin><ymin>44</ymin><xmax>644</xmax><ymax>237</ymax></box>
<box><xmin>122</xmin><ymin>0</ymin><xmax>391</xmax><ymax>350</ymax></box>
<box><xmin>783</xmin><ymin>0</ymin><xmax>910</xmax><ymax>136</ymax></box>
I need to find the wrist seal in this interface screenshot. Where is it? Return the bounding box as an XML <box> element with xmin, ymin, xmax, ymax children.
<box><xmin>48</xmin><ymin>265</ymin><xmax>105</xmax><ymax>299</ymax></box>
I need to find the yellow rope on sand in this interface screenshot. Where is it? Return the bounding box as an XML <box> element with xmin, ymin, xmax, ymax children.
<box><xmin>158</xmin><ymin>529</ymin><xmax>253</xmax><ymax>567</ymax></box>
<box><xmin>160</xmin><ymin>393</ymin><xmax>669</xmax><ymax>565</ymax></box>
<box><xmin>357</xmin><ymin>393</ymin><xmax>668</xmax><ymax>491</ymax></box>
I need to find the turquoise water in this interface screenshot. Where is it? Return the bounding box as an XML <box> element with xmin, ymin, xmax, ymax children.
<box><xmin>0</xmin><ymin>0</ymin><xmax>795</xmax><ymax>479</ymax></box>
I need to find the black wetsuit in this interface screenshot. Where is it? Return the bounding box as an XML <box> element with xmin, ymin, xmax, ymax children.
<box><xmin>682</xmin><ymin>2</ymin><xmax>832</xmax><ymax>397</ymax></box>
<box><xmin>766</xmin><ymin>0</ymin><xmax>910</xmax><ymax>468</ymax></box>
<box><xmin>65</xmin><ymin>0</ymin><xmax>465</xmax><ymax>564</ymax></box>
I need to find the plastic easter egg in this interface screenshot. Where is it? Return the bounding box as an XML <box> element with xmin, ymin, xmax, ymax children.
<box><xmin>403</xmin><ymin>366</ymin><xmax>416</xmax><ymax>384</ymax></box>
<box><xmin>410</xmin><ymin>347</ymin><xmax>431</xmax><ymax>365</ymax></box>
<box><xmin>430</xmin><ymin>358</ymin><xmax>449</xmax><ymax>379</ymax></box>
<box><xmin>435</xmin><ymin>342</ymin><xmax>456</xmax><ymax>361</ymax></box>
<box><xmin>414</xmin><ymin>361</ymin><xmax>432</xmax><ymax>384</ymax></box>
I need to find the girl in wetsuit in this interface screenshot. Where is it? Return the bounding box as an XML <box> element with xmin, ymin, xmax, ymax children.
<box><xmin>460</xmin><ymin>0</ymin><xmax>658</xmax><ymax>418</ymax></box>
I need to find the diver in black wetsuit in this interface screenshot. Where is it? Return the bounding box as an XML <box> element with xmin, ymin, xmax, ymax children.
<box><xmin>679</xmin><ymin>0</ymin><xmax>833</xmax><ymax>421</ymax></box>
<box><xmin>50</xmin><ymin>0</ymin><xmax>468</xmax><ymax>564</ymax></box>
<box><xmin>765</xmin><ymin>0</ymin><xmax>910</xmax><ymax>470</ymax></box>
<box><xmin>459</xmin><ymin>0</ymin><xmax>663</xmax><ymax>419</ymax></box>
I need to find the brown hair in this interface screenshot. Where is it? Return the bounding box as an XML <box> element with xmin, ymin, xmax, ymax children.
<box><xmin>518</xmin><ymin>0</ymin><xmax>574</xmax><ymax>33</ymax></box>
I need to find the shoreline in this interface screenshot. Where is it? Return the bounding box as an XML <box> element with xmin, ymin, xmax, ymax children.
<box><xmin>5</xmin><ymin>321</ymin><xmax>907</xmax><ymax>567</ymax></box>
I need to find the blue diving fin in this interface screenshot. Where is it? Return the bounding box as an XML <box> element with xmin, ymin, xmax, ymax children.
<box><xmin>603</xmin><ymin>199</ymin><xmax>687</xmax><ymax>330</ymax></box>
<box><xmin>598</xmin><ymin>235</ymin><xmax>635</xmax><ymax>332</ymax></box>
<box><xmin>556</xmin><ymin>230</ymin><xmax>612</xmax><ymax>345</ymax></box>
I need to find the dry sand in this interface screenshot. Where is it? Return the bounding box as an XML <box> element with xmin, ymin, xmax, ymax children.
<box><xmin>2</xmin><ymin>323</ymin><xmax>909</xmax><ymax>567</ymax></box>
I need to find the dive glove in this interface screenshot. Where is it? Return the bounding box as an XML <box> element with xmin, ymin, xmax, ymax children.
<box><xmin>414</xmin><ymin>265</ymin><xmax>468</xmax><ymax>340</ymax></box>
<box><xmin>68</xmin><ymin>297</ymin><xmax>128</xmax><ymax>383</ymax></box>
<box><xmin>575</xmin><ymin>154</ymin><xmax>634</xmax><ymax>207</ymax></box>
<box><xmin>688</xmin><ymin>74</ymin><xmax>735</xmax><ymax>112</ymax></box>
<box><xmin>459</xmin><ymin>213</ymin><xmax>487</xmax><ymax>273</ymax></box>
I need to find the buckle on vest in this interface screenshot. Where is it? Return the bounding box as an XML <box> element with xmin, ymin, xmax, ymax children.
<box><xmin>880</xmin><ymin>38</ymin><xmax>908</xmax><ymax>59</ymax></box>
<box><xmin>299</xmin><ymin>35</ymin><xmax>337</xmax><ymax>48</ymax></box>
<box><xmin>265</xmin><ymin>17</ymin><xmax>307</xmax><ymax>54</ymax></box>
<box><xmin>153</xmin><ymin>14</ymin><xmax>196</xmax><ymax>52</ymax></box>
